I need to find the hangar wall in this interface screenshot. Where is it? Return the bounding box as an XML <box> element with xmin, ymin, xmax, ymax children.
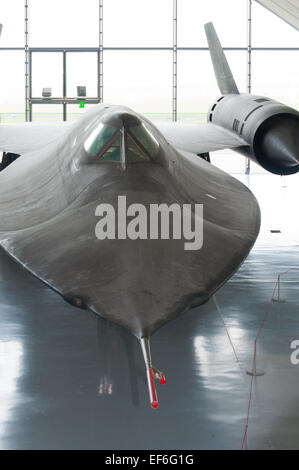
<box><xmin>0</xmin><ymin>0</ymin><xmax>298</xmax><ymax>174</ymax></box>
<box><xmin>0</xmin><ymin>0</ymin><xmax>298</xmax><ymax>121</ymax></box>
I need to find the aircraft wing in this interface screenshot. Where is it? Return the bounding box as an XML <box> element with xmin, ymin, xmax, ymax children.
<box><xmin>0</xmin><ymin>122</ymin><xmax>72</xmax><ymax>154</ymax></box>
<box><xmin>0</xmin><ymin>120</ymin><xmax>248</xmax><ymax>157</ymax></box>
<box><xmin>156</xmin><ymin>122</ymin><xmax>248</xmax><ymax>154</ymax></box>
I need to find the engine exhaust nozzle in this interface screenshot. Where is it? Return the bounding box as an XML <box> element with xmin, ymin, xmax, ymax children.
<box><xmin>255</xmin><ymin>115</ymin><xmax>299</xmax><ymax>175</ymax></box>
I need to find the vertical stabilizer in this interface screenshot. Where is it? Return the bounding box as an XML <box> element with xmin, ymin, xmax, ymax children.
<box><xmin>204</xmin><ymin>22</ymin><xmax>239</xmax><ymax>95</ymax></box>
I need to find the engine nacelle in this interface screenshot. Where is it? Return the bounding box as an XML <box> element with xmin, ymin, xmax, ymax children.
<box><xmin>208</xmin><ymin>94</ymin><xmax>299</xmax><ymax>175</ymax></box>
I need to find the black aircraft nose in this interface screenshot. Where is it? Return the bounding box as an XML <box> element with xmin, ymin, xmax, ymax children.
<box><xmin>257</xmin><ymin>115</ymin><xmax>299</xmax><ymax>175</ymax></box>
<box><xmin>102</xmin><ymin>108</ymin><xmax>141</xmax><ymax>129</ymax></box>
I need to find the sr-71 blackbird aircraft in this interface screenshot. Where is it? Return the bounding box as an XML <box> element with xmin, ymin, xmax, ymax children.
<box><xmin>0</xmin><ymin>23</ymin><xmax>298</xmax><ymax>407</ymax></box>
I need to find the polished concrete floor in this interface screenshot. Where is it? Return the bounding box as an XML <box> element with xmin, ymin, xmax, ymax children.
<box><xmin>0</xmin><ymin>172</ymin><xmax>298</xmax><ymax>450</ymax></box>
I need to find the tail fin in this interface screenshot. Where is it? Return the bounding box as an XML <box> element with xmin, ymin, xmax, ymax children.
<box><xmin>204</xmin><ymin>22</ymin><xmax>239</xmax><ymax>95</ymax></box>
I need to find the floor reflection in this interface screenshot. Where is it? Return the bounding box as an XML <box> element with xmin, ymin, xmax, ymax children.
<box><xmin>0</xmin><ymin>340</ymin><xmax>24</xmax><ymax>447</ymax></box>
<box><xmin>96</xmin><ymin>318</ymin><xmax>143</xmax><ymax>407</ymax></box>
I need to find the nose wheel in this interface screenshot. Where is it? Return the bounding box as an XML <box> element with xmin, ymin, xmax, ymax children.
<box><xmin>140</xmin><ymin>337</ymin><xmax>166</xmax><ymax>409</ymax></box>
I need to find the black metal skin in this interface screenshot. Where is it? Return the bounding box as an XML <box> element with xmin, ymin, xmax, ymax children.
<box><xmin>209</xmin><ymin>94</ymin><xmax>299</xmax><ymax>175</ymax></box>
<box><xmin>0</xmin><ymin>105</ymin><xmax>260</xmax><ymax>338</ymax></box>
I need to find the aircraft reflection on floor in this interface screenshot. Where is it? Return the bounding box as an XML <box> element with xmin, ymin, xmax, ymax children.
<box><xmin>0</xmin><ymin>340</ymin><xmax>24</xmax><ymax>447</ymax></box>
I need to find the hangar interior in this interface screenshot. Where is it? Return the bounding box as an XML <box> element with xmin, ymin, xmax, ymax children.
<box><xmin>0</xmin><ymin>0</ymin><xmax>298</xmax><ymax>450</ymax></box>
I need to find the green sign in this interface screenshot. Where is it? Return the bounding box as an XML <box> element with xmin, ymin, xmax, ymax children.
<box><xmin>79</xmin><ymin>102</ymin><xmax>85</xmax><ymax>109</ymax></box>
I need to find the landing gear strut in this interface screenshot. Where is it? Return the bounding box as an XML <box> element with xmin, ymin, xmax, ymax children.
<box><xmin>140</xmin><ymin>337</ymin><xmax>166</xmax><ymax>409</ymax></box>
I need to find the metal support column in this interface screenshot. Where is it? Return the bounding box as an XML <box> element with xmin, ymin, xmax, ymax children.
<box><xmin>247</xmin><ymin>0</ymin><xmax>252</xmax><ymax>94</ymax></box>
<box><xmin>99</xmin><ymin>0</ymin><xmax>104</xmax><ymax>103</ymax></box>
<box><xmin>172</xmin><ymin>0</ymin><xmax>178</xmax><ymax>122</ymax></box>
<box><xmin>25</xmin><ymin>0</ymin><xmax>30</xmax><ymax>122</ymax></box>
<box><xmin>29</xmin><ymin>49</ymin><xmax>32</xmax><ymax>121</ymax></box>
<box><xmin>246</xmin><ymin>0</ymin><xmax>252</xmax><ymax>175</ymax></box>
<box><xmin>63</xmin><ymin>50</ymin><xmax>67</xmax><ymax>121</ymax></box>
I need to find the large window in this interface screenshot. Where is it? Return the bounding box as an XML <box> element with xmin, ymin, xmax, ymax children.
<box><xmin>0</xmin><ymin>51</ymin><xmax>24</xmax><ymax>122</ymax></box>
<box><xmin>103</xmin><ymin>51</ymin><xmax>172</xmax><ymax>116</ymax></box>
<box><xmin>177</xmin><ymin>51</ymin><xmax>247</xmax><ymax>117</ymax></box>
<box><xmin>103</xmin><ymin>0</ymin><xmax>173</xmax><ymax>47</ymax></box>
<box><xmin>252</xmin><ymin>51</ymin><xmax>299</xmax><ymax>109</ymax></box>
<box><xmin>177</xmin><ymin>0</ymin><xmax>247</xmax><ymax>47</ymax></box>
<box><xmin>31</xmin><ymin>104</ymin><xmax>63</xmax><ymax>122</ymax></box>
<box><xmin>0</xmin><ymin>0</ymin><xmax>24</xmax><ymax>47</ymax></box>
<box><xmin>31</xmin><ymin>53</ymin><xmax>63</xmax><ymax>98</ymax></box>
<box><xmin>29</xmin><ymin>0</ymin><xmax>99</xmax><ymax>47</ymax></box>
<box><xmin>66</xmin><ymin>53</ymin><xmax>98</xmax><ymax>98</ymax></box>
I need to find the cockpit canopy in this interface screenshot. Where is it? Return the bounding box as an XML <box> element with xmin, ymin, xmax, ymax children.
<box><xmin>84</xmin><ymin>113</ymin><xmax>159</xmax><ymax>166</ymax></box>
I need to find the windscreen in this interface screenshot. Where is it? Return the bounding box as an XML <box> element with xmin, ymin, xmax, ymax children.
<box><xmin>84</xmin><ymin>118</ymin><xmax>159</xmax><ymax>165</ymax></box>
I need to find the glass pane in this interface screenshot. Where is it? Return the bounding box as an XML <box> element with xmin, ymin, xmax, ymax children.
<box><xmin>104</xmin><ymin>0</ymin><xmax>172</xmax><ymax>47</ymax></box>
<box><xmin>252</xmin><ymin>2</ymin><xmax>299</xmax><ymax>47</ymax></box>
<box><xmin>31</xmin><ymin>104</ymin><xmax>63</xmax><ymax>122</ymax></box>
<box><xmin>252</xmin><ymin>51</ymin><xmax>299</xmax><ymax>110</ymax></box>
<box><xmin>31</xmin><ymin>52</ymin><xmax>63</xmax><ymax>98</ymax></box>
<box><xmin>0</xmin><ymin>51</ymin><xmax>25</xmax><ymax>122</ymax></box>
<box><xmin>126</xmin><ymin>133</ymin><xmax>149</xmax><ymax>162</ymax></box>
<box><xmin>129</xmin><ymin>123</ymin><xmax>159</xmax><ymax>159</ymax></box>
<box><xmin>177</xmin><ymin>0</ymin><xmax>247</xmax><ymax>47</ymax></box>
<box><xmin>29</xmin><ymin>0</ymin><xmax>99</xmax><ymax>47</ymax></box>
<box><xmin>67</xmin><ymin>103</ymin><xmax>97</xmax><ymax>122</ymax></box>
<box><xmin>177</xmin><ymin>51</ymin><xmax>247</xmax><ymax>117</ymax></box>
<box><xmin>101</xmin><ymin>134</ymin><xmax>121</xmax><ymax>162</ymax></box>
<box><xmin>84</xmin><ymin>123</ymin><xmax>119</xmax><ymax>158</ymax></box>
<box><xmin>0</xmin><ymin>0</ymin><xmax>24</xmax><ymax>47</ymax></box>
<box><xmin>103</xmin><ymin>51</ymin><xmax>172</xmax><ymax>115</ymax></box>
<box><xmin>66</xmin><ymin>52</ymin><xmax>98</xmax><ymax>98</ymax></box>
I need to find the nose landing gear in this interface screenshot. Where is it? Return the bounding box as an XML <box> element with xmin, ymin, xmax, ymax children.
<box><xmin>140</xmin><ymin>337</ymin><xmax>166</xmax><ymax>409</ymax></box>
